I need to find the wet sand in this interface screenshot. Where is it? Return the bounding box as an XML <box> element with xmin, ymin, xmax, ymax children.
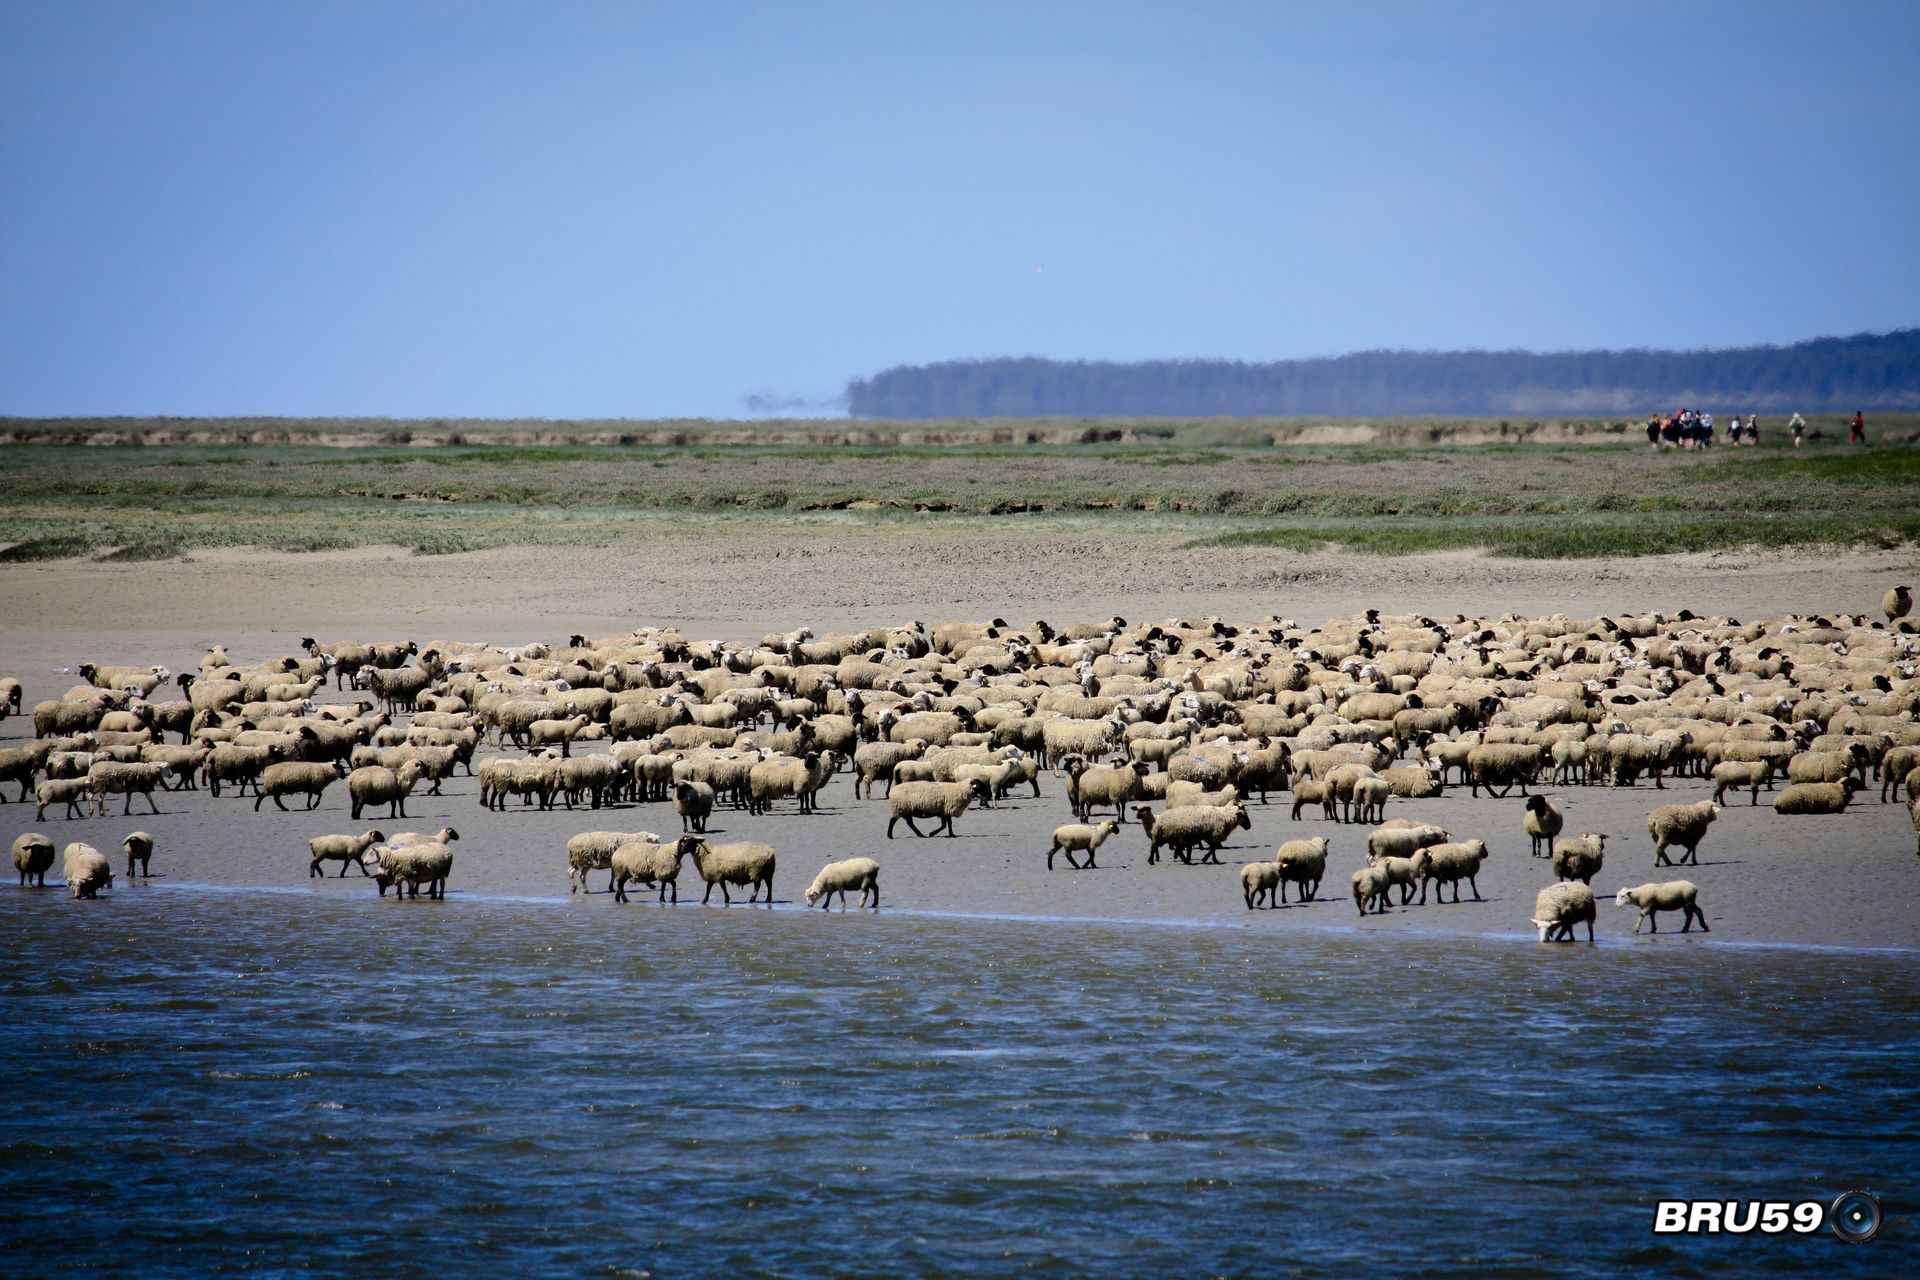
<box><xmin>4</xmin><ymin>536</ymin><xmax>1917</xmax><ymax>950</ymax></box>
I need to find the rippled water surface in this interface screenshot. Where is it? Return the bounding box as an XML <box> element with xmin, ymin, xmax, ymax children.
<box><xmin>3</xmin><ymin>889</ymin><xmax>1915</xmax><ymax>1278</ymax></box>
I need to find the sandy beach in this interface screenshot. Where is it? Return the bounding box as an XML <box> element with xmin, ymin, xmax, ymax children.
<box><xmin>5</xmin><ymin>534</ymin><xmax>1918</xmax><ymax>950</ymax></box>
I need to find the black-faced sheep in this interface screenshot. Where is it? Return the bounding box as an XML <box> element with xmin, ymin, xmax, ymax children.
<box><xmin>122</xmin><ymin>831</ymin><xmax>154</xmax><ymax>878</ymax></box>
<box><xmin>612</xmin><ymin>836</ymin><xmax>696</xmax><ymax>904</ymax></box>
<box><xmin>1523</xmin><ymin>795</ymin><xmax>1563</xmax><ymax>858</ymax></box>
<box><xmin>1421</xmin><ymin>839</ymin><xmax>1489</xmax><ymax>903</ymax></box>
<box><xmin>1467</xmin><ymin>743</ymin><xmax>1542</xmax><ymax>798</ymax></box>
<box><xmin>685</xmin><ymin>839</ymin><xmax>776</xmax><ymax>905</ymax></box>
<box><xmin>1551</xmin><ymin>832</ymin><xmax>1606</xmax><ymax>884</ymax></box>
<box><xmin>12</xmin><ymin>831</ymin><xmax>55</xmax><ymax>886</ymax></box>
<box><xmin>674</xmin><ymin>780</ymin><xmax>715</xmax><ymax>833</ymax></box>
<box><xmin>1615</xmin><ymin>880</ymin><xmax>1708</xmax><ymax>933</ymax></box>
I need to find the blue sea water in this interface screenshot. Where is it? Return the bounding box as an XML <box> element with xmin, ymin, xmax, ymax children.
<box><xmin>2</xmin><ymin>888</ymin><xmax>1914</xmax><ymax>1279</ymax></box>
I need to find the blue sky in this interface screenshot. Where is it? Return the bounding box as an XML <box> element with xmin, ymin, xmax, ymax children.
<box><xmin>2</xmin><ymin>0</ymin><xmax>1915</xmax><ymax>418</ymax></box>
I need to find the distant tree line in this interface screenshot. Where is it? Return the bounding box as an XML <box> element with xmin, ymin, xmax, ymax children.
<box><xmin>846</xmin><ymin>329</ymin><xmax>1920</xmax><ymax>418</ymax></box>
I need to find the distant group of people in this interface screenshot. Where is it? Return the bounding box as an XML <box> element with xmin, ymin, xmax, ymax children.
<box><xmin>1645</xmin><ymin>409</ymin><xmax>1865</xmax><ymax>450</ymax></box>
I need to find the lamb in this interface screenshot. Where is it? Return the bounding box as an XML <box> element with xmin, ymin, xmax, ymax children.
<box><xmin>685</xmin><ymin>839</ymin><xmax>777</xmax><ymax>905</ymax></box>
<box><xmin>1375</xmin><ymin>848</ymin><xmax>1431</xmax><ymax>906</ymax></box>
<box><xmin>121</xmin><ymin>830</ymin><xmax>154</xmax><ymax>878</ymax></box>
<box><xmin>1772</xmin><ymin>779</ymin><xmax>1861</xmax><ymax>815</ymax></box>
<box><xmin>528</xmin><ymin>714</ymin><xmax>592</xmax><ymax>756</ymax></box>
<box><xmin>12</xmin><ymin>832</ymin><xmax>55</xmax><ymax>886</ymax></box>
<box><xmin>386</xmin><ymin>826</ymin><xmax>460</xmax><ymax>848</ymax></box>
<box><xmin>1134</xmin><ymin>802</ymin><xmax>1252</xmax><ymax>866</ymax></box>
<box><xmin>1349</xmin><ymin>776</ymin><xmax>1390</xmax><ymax>825</ymax></box>
<box><xmin>1352</xmin><ymin>864</ymin><xmax>1392</xmax><ymax>916</ymax></box>
<box><xmin>887</xmin><ymin>779</ymin><xmax>989</xmax><ymax>838</ymax></box>
<box><xmin>1289</xmin><ymin>778</ymin><xmax>1336</xmax><ymax>821</ymax></box>
<box><xmin>1615</xmin><ymin>880</ymin><xmax>1708</xmax><ymax>933</ymax></box>
<box><xmin>86</xmin><ymin>761</ymin><xmax>168</xmax><ymax>816</ymax></box>
<box><xmin>1046</xmin><ymin>819</ymin><xmax>1118</xmax><ymax>870</ymax></box>
<box><xmin>362</xmin><ymin>840</ymin><xmax>454</xmax><ymax>900</ymax></box>
<box><xmin>567</xmin><ymin>829</ymin><xmax>664</xmax><ymax>894</ymax></box>
<box><xmin>63</xmin><ymin>841</ymin><xmax>113</xmax><ymax>898</ymax></box>
<box><xmin>1531</xmin><ymin>882</ymin><xmax>1596</xmax><ymax>942</ymax></box>
<box><xmin>611</xmin><ymin>835</ymin><xmax>697</xmax><ymax>904</ymax></box>
<box><xmin>805</xmin><ymin>856</ymin><xmax>882</xmax><ymax>909</ymax></box>
<box><xmin>1522</xmin><ymin>795</ymin><xmax>1564</xmax><ymax>858</ymax></box>
<box><xmin>674</xmin><ymin>780</ymin><xmax>715</xmax><ymax>833</ymax></box>
<box><xmin>308</xmin><ymin>828</ymin><xmax>386</xmax><ymax>878</ymax></box>
<box><xmin>1646</xmin><ymin>801</ymin><xmax>1719</xmax><ymax>866</ymax></box>
<box><xmin>1420</xmin><ymin>839</ymin><xmax>1490</xmax><ymax>903</ymax></box>
<box><xmin>254</xmin><ymin>760</ymin><xmax>348</xmax><ymax>812</ymax></box>
<box><xmin>1063</xmin><ymin>756</ymin><xmax>1150</xmax><ymax>823</ymax></box>
<box><xmin>1365</xmin><ymin>822</ymin><xmax>1450</xmax><ymax>865</ymax></box>
<box><xmin>35</xmin><ymin>777</ymin><xmax>90</xmax><ymax>820</ymax></box>
<box><xmin>1244</xmin><ymin>836</ymin><xmax>1330</xmax><ymax>907</ymax></box>
<box><xmin>1466</xmin><ymin>742</ymin><xmax>1543</xmax><ymax>798</ymax></box>
<box><xmin>1711</xmin><ymin>759</ymin><xmax>1775</xmax><ymax>806</ymax></box>
<box><xmin>348</xmin><ymin>759</ymin><xmax>430</xmax><ymax>820</ymax></box>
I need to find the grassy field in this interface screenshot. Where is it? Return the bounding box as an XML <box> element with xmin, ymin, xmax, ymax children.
<box><xmin>1</xmin><ymin>421</ymin><xmax>1916</xmax><ymax>561</ymax></box>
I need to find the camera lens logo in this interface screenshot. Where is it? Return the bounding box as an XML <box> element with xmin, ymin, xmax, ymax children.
<box><xmin>1830</xmin><ymin>1191</ymin><xmax>1882</xmax><ymax>1244</ymax></box>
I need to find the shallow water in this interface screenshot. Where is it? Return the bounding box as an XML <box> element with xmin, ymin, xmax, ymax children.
<box><xmin>2</xmin><ymin>888</ymin><xmax>1914</xmax><ymax>1278</ymax></box>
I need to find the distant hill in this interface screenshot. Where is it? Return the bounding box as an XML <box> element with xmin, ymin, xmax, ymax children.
<box><xmin>846</xmin><ymin>329</ymin><xmax>1920</xmax><ymax>418</ymax></box>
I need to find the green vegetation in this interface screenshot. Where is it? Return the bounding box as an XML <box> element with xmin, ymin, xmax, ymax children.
<box><xmin>1</xmin><ymin>423</ymin><xmax>1915</xmax><ymax>561</ymax></box>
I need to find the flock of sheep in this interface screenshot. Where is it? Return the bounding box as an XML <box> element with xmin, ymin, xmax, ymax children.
<box><xmin>5</xmin><ymin>583</ymin><xmax>1918</xmax><ymax>944</ymax></box>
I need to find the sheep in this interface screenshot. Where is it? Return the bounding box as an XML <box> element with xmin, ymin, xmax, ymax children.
<box><xmin>1165</xmin><ymin>781</ymin><xmax>1241</xmax><ymax>810</ymax></box>
<box><xmin>674</xmin><ymin>780</ymin><xmax>715</xmax><ymax>833</ymax></box>
<box><xmin>1523</xmin><ymin>795</ymin><xmax>1564</xmax><ymax>858</ymax></box>
<box><xmin>1551</xmin><ymin>833</ymin><xmax>1607</xmax><ymax>884</ymax></box>
<box><xmin>528</xmin><ymin>714</ymin><xmax>592</xmax><ymax>756</ymax></box>
<box><xmin>685</xmin><ymin>839</ymin><xmax>777</xmax><ymax>905</ymax></box>
<box><xmin>1421</xmin><ymin>839</ymin><xmax>1490</xmax><ymax>903</ymax></box>
<box><xmin>1375</xmin><ymin>849</ymin><xmax>1431</xmax><ymax>906</ymax></box>
<box><xmin>1244</xmin><ymin>836</ymin><xmax>1329</xmax><ymax>908</ymax></box>
<box><xmin>1046</xmin><ymin>819</ymin><xmax>1117</xmax><ymax>870</ymax></box>
<box><xmin>0</xmin><ymin>676</ymin><xmax>22</xmax><ymax>720</ymax></box>
<box><xmin>1349</xmin><ymin>776</ymin><xmax>1390</xmax><ymax>825</ymax></box>
<box><xmin>1911</xmin><ymin>797</ymin><xmax>1920</xmax><ymax>856</ymax></box>
<box><xmin>1062</xmin><ymin>756</ymin><xmax>1150</xmax><ymax>823</ymax></box>
<box><xmin>1379</xmin><ymin>763</ymin><xmax>1442</xmax><ymax>800</ymax></box>
<box><xmin>203</xmin><ymin>744</ymin><xmax>270</xmax><ymax>798</ymax></box>
<box><xmin>1466</xmin><ymin>742</ymin><xmax>1542</xmax><ymax>798</ymax></box>
<box><xmin>747</xmin><ymin>750</ymin><xmax>836</xmax><ymax>815</ymax></box>
<box><xmin>1289</xmin><ymin>778</ymin><xmax>1336</xmax><ymax>821</ymax></box>
<box><xmin>1531</xmin><ymin>882</ymin><xmax>1595</xmax><ymax>943</ymax></box>
<box><xmin>362</xmin><ymin>840</ymin><xmax>454</xmax><ymax>900</ymax></box>
<box><xmin>852</xmin><ymin>739</ymin><xmax>924</xmax><ymax>799</ymax></box>
<box><xmin>1711</xmin><ymin>759</ymin><xmax>1775</xmax><ymax>806</ymax></box>
<box><xmin>887</xmin><ymin>779</ymin><xmax>989</xmax><ymax>838</ymax></box>
<box><xmin>386</xmin><ymin>826</ymin><xmax>460</xmax><ymax>848</ymax></box>
<box><xmin>1647</xmin><ymin>801</ymin><xmax>1719</xmax><ymax>865</ymax></box>
<box><xmin>86</xmin><ymin>761</ymin><xmax>168</xmax><ymax>817</ymax></box>
<box><xmin>1352</xmin><ymin>864</ymin><xmax>1392</xmax><ymax>916</ymax></box>
<box><xmin>121</xmin><ymin>830</ymin><xmax>154</xmax><ymax>878</ymax></box>
<box><xmin>254</xmin><ymin>760</ymin><xmax>348</xmax><ymax>812</ymax></box>
<box><xmin>1884</xmin><ymin>585</ymin><xmax>1912</xmax><ymax>625</ymax></box>
<box><xmin>35</xmin><ymin>777</ymin><xmax>90</xmax><ymax>820</ymax></box>
<box><xmin>1772</xmin><ymin>779</ymin><xmax>1861</xmax><ymax>815</ymax></box>
<box><xmin>611</xmin><ymin>835</ymin><xmax>697</xmax><ymax>904</ymax></box>
<box><xmin>1365</xmin><ymin>822</ymin><xmax>1450</xmax><ymax>865</ymax></box>
<box><xmin>805</xmin><ymin>856</ymin><xmax>882</xmax><ymax>909</ymax></box>
<box><xmin>567</xmin><ymin>829</ymin><xmax>664</xmax><ymax>894</ymax></box>
<box><xmin>1786</xmin><ymin>745</ymin><xmax>1871</xmax><ymax>785</ymax></box>
<box><xmin>12</xmin><ymin>832</ymin><xmax>55</xmax><ymax>886</ymax></box>
<box><xmin>1133</xmin><ymin>802</ymin><xmax>1251</xmax><ymax>866</ymax></box>
<box><xmin>63</xmin><ymin>841</ymin><xmax>113</xmax><ymax>899</ymax></box>
<box><xmin>1878</xmin><ymin>746</ymin><xmax>1920</xmax><ymax>804</ymax></box>
<box><xmin>0</xmin><ymin>746</ymin><xmax>36</xmax><ymax>802</ymax></box>
<box><xmin>1616</xmin><ymin>880</ymin><xmax>1708</xmax><ymax>934</ymax></box>
<box><xmin>348</xmin><ymin>759</ymin><xmax>429</xmax><ymax>820</ymax></box>
<box><xmin>308</xmin><ymin>829</ymin><xmax>386</xmax><ymax>878</ymax></box>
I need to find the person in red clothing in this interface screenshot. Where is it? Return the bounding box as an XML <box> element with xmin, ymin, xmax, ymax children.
<box><xmin>1850</xmin><ymin>410</ymin><xmax>1866</xmax><ymax>444</ymax></box>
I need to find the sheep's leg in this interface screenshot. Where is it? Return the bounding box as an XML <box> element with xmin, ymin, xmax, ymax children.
<box><xmin>1468</xmin><ymin>875</ymin><xmax>1481</xmax><ymax>901</ymax></box>
<box><xmin>901</xmin><ymin>816</ymin><xmax>924</xmax><ymax>837</ymax></box>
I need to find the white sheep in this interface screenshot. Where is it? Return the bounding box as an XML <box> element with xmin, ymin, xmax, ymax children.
<box><xmin>1531</xmin><ymin>882</ymin><xmax>1595</xmax><ymax>943</ymax></box>
<box><xmin>1134</xmin><ymin>802</ymin><xmax>1251</xmax><ymax>866</ymax></box>
<box><xmin>1349</xmin><ymin>776</ymin><xmax>1390</xmax><ymax>825</ymax></box>
<box><xmin>63</xmin><ymin>841</ymin><xmax>113</xmax><ymax>899</ymax></box>
<box><xmin>611</xmin><ymin>836</ymin><xmax>696</xmax><ymax>904</ymax></box>
<box><xmin>805</xmin><ymin>856</ymin><xmax>881</xmax><ymax>909</ymax></box>
<box><xmin>1375</xmin><ymin>848</ymin><xmax>1431</xmax><ymax>907</ymax></box>
<box><xmin>1289</xmin><ymin>778</ymin><xmax>1336</xmax><ymax>821</ymax></box>
<box><xmin>1351</xmin><ymin>864</ymin><xmax>1391</xmax><ymax>916</ymax></box>
<box><xmin>12</xmin><ymin>831</ymin><xmax>55</xmax><ymax>886</ymax></box>
<box><xmin>1365</xmin><ymin>822</ymin><xmax>1450</xmax><ymax>865</ymax></box>
<box><xmin>348</xmin><ymin>759</ymin><xmax>429</xmax><ymax>820</ymax></box>
<box><xmin>887</xmin><ymin>779</ymin><xmax>989</xmax><ymax>838</ymax></box>
<box><xmin>1646</xmin><ymin>801</ymin><xmax>1718</xmax><ymax>866</ymax></box>
<box><xmin>86</xmin><ymin>761</ymin><xmax>167</xmax><ymax>817</ymax></box>
<box><xmin>685</xmin><ymin>839</ymin><xmax>777</xmax><ymax>905</ymax></box>
<box><xmin>567</xmin><ymin>829</ymin><xmax>664</xmax><ymax>894</ymax></box>
<box><xmin>1420</xmin><ymin>839</ymin><xmax>1490</xmax><ymax>903</ymax></box>
<box><xmin>362</xmin><ymin>840</ymin><xmax>453</xmax><ymax>900</ymax></box>
<box><xmin>1550</xmin><ymin>832</ymin><xmax>1607</xmax><ymax>884</ymax></box>
<box><xmin>1615</xmin><ymin>880</ymin><xmax>1708</xmax><ymax>934</ymax></box>
<box><xmin>1711</xmin><ymin>759</ymin><xmax>1774</xmax><ymax>806</ymax></box>
<box><xmin>35</xmin><ymin>777</ymin><xmax>90</xmax><ymax>821</ymax></box>
<box><xmin>308</xmin><ymin>828</ymin><xmax>386</xmax><ymax>878</ymax></box>
<box><xmin>1772</xmin><ymin>779</ymin><xmax>1861</xmax><ymax>815</ymax></box>
<box><xmin>254</xmin><ymin>760</ymin><xmax>347</xmax><ymax>812</ymax></box>
<box><xmin>1047</xmin><ymin>819</ymin><xmax>1118</xmax><ymax>870</ymax></box>
<box><xmin>1244</xmin><ymin>837</ymin><xmax>1329</xmax><ymax>908</ymax></box>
